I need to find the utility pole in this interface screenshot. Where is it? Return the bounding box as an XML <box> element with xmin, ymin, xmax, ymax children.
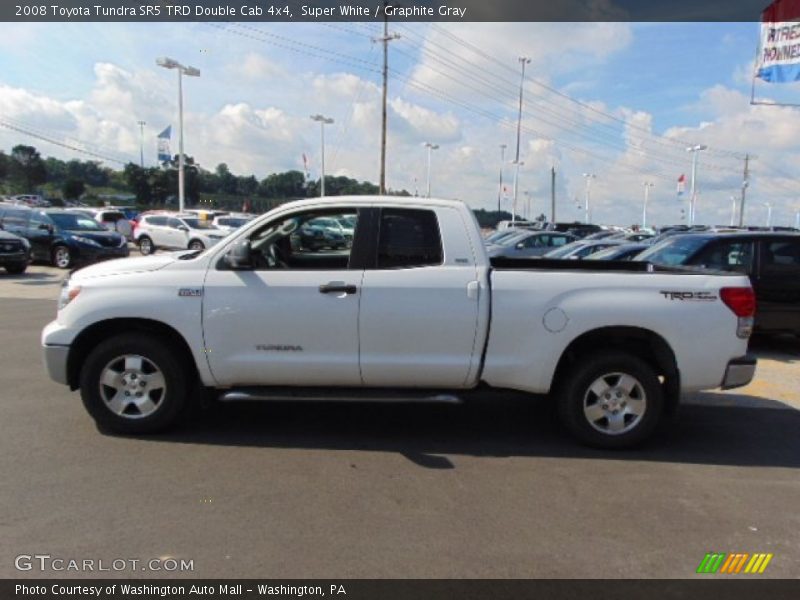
<box><xmin>497</xmin><ymin>144</ymin><xmax>507</xmax><ymax>212</ymax></box>
<box><xmin>513</xmin><ymin>57</ymin><xmax>531</xmax><ymax>223</ymax></box>
<box><xmin>739</xmin><ymin>153</ymin><xmax>750</xmax><ymax>227</ymax></box>
<box><xmin>373</xmin><ymin>3</ymin><xmax>400</xmax><ymax>196</ymax></box>
<box><xmin>137</xmin><ymin>120</ymin><xmax>146</xmax><ymax>168</ymax></box>
<box><xmin>550</xmin><ymin>166</ymin><xmax>556</xmax><ymax>223</ymax></box>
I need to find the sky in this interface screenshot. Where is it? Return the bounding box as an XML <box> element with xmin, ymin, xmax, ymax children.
<box><xmin>0</xmin><ymin>20</ymin><xmax>799</xmax><ymax>227</ymax></box>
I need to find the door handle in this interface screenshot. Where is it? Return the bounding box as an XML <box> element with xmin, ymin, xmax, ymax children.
<box><xmin>319</xmin><ymin>283</ymin><xmax>357</xmax><ymax>295</ymax></box>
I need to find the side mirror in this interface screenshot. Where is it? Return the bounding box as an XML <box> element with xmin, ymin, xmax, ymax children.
<box><xmin>178</xmin><ymin>226</ymin><xmax>189</xmax><ymax>232</ymax></box>
<box><xmin>224</xmin><ymin>239</ymin><xmax>253</xmax><ymax>270</ymax></box>
<box><xmin>39</xmin><ymin>223</ymin><xmax>53</xmax><ymax>233</ymax></box>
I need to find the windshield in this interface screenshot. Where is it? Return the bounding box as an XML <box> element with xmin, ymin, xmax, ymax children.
<box><xmin>545</xmin><ymin>241</ymin><xmax>584</xmax><ymax>258</ymax></box>
<box><xmin>49</xmin><ymin>213</ymin><xmax>106</xmax><ymax>231</ymax></box>
<box><xmin>635</xmin><ymin>236</ymin><xmax>709</xmax><ymax>266</ymax></box>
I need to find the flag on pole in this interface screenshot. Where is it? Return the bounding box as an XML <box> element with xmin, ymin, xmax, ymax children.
<box><xmin>677</xmin><ymin>174</ymin><xmax>686</xmax><ymax>196</ymax></box>
<box><xmin>756</xmin><ymin>0</ymin><xmax>800</xmax><ymax>82</ymax></box>
<box><xmin>157</xmin><ymin>126</ymin><xmax>172</xmax><ymax>163</ymax></box>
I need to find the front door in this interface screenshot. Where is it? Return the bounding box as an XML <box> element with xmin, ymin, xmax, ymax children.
<box><xmin>202</xmin><ymin>207</ymin><xmax>364</xmax><ymax>387</ymax></box>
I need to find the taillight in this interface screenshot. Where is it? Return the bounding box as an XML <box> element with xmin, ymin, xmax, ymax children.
<box><xmin>720</xmin><ymin>287</ymin><xmax>755</xmax><ymax>339</ymax></box>
<box><xmin>720</xmin><ymin>287</ymin><xmax>755</xmax><ymax>317</ymax></box>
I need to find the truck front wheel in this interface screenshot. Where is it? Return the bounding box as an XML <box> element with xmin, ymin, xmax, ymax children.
<box><xmin>557</xmin><ymin>352</ymin><xmax>663</xmax><ymax>449</ymax></box>
<box><xmin>79</xmin><ymin>333</ymin><xmax>188</xmax><ymax>434</ymax></box>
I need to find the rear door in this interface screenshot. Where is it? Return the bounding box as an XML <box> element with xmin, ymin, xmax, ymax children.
<box><xmin>358</xmin><ymin>206</ymin><xmax>481</xmax><ymax>388</ymax></box>
<box><xmin>754</xmin><ymin>238</ymin><xmax>800</xmax><ymax>333</ymax></box>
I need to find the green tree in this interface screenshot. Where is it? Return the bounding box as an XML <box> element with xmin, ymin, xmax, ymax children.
<box><xmin>9</xmin><ymin>145</ymin><xmax>47</xmax><ymax>192</ymax></box>
<box><xmin>215</xmin><ymin>163</ymin><xmax>237</xmax><ymax>195</ymax></box>
<box><xmin>124</xmin><ymin>163</ymin><xmax>151</xmax><ymax>204</ymax></box>
<box><xmin>62</xmin><ymin>178</ymin><xmax>86</xmax><ymax>200</ymax></box>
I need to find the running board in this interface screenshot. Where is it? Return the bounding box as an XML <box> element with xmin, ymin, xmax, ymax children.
<box><xmin>218</xmin><ymin>387</ymin><xmax>463</xmax><ymax>404</ymax></box>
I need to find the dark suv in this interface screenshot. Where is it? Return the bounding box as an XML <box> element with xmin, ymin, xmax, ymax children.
<box><xmin>637</xmin><ymin>232</ymin><xmax>800</xmax><ymax>335</ymax></box>
<box><xmin>0</xmin><ymin>226</ymin><xmax>30</xmax><ymax>274</ymax></box>
<box><xmin>0</xmin><ymin>206</ymin><xmax>129</xmax><ymax>269</ymax></box>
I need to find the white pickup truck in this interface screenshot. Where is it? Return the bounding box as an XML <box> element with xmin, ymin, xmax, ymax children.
<box><xmin>42</xmin><ymin>197</ymin><xmax>757</xmax><ymax>448</ymax></box>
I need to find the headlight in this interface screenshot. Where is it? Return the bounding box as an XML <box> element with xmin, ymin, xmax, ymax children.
<box><xmin>72</xmin><ymin>236</ymin><xmax>102</xmax><ymax>248</ymax></box>
<box><xmin>58</xmin><ymin>278</ymin><xmax>81</xmax><ymax>311</ymax></box>
<box><xmin>117</xmin><ymin>236</ymin><xmax>127</xmax><ymax>247</ymax></box>
<box><xmin>20</xmin><ymin>237</ymin><xmax>30</xmax><ymax>249</ymax></box>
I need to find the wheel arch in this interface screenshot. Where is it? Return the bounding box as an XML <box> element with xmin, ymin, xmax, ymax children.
<box><xmin>67</xmin><ymin>318</ymin><xmax>197</xmax><ymax>390</ymax></box>
<box><xmin>552</xmin><ymin>326</ymin><xmax>681</xmax><ymax>415</ymax></box>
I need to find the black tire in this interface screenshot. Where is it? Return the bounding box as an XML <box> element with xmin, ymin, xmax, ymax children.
<box><xmin>79</xmin><ymin>333</ymin><xmax>188</xmax><ymax>434</ymax></box>
<box><xmin>5</xmin><ymin>262</ymin><xmax>27</xmax><ymax>274</ymax></box>
<box><xmin>557</xmin><ymin>352</ymin><xmax>663</xmax><ymax>449</ymax></box>
<box><xmin>188</xmin><ymin>239</ymin><xmax>205</xmax><ymax>251</ymax></box>
<box><xmin>51</xmin><ymin>245</ymin><xmax>72</xmax><ymax>269</ymax></box>
<box><xmin>138</xmin><ymin>236</ymin><xmax>155</xmax><ymax>255</ymax></box>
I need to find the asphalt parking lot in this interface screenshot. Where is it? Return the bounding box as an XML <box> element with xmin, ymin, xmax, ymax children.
<box><xmin>1</xmin><ymin>264</ymin><xmax>799</xmax><ymax>579</ymax></box>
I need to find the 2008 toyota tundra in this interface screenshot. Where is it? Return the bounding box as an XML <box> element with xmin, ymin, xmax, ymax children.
<box><xmin>42</xmin><ymin>197</ymin><xmax>757</xmax><ymax>448</ymax></box>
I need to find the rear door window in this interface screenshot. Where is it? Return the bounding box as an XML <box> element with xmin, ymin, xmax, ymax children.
<box><xmin>376</xmin><ymin>208</ymin><xmax>443</xmax><ymax>269</ymax></box>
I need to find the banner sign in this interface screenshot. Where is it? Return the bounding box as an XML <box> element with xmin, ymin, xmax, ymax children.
<box><xmin>157</xmin><ymin>125</ymin><xmax>171</xmax><ymax>162</ymax></box>
<box><xmin>757</xmin><ymin>0</ymin><xmax>800</xmax><ymax>82</ymax></box>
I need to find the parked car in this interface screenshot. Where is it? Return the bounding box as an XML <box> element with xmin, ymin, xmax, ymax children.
<box><xmin>636</xmin><ymin>232</ymin><xmax>800</xmax><ymax>335</ymax></box>
<box><xmin>68</xmin><ymin>208</ymin><xmax>133</xmax><ymax>239</ymax></box>
<box><xmin>13</xmin><ymin>194</ymin><xmax>50</xmax><ymax>207</ymax></box>
<box><xmin>544</xmin><ymin>222</ymin><xmax>603</xmax><ymax>238</ymax></box>
<box><xmin>212</xmin><ymin>213</ymin><xmax>256</xmax><ymax>232</ymax></box>
<box><xmin>295</xmin><ymin>217</ymin><xmax>349</xmax><ymax>251</ymax></box>
<box><xmin>583</xmin><ymin>230</ymin><xmax>619</xmax><ymax>241</ymax></box>
<box><xmin>134</xmin><ymin>213</ymin><xmax>228</xmax><ymax>255</ymax></box>
<box><xmin>607</xmin><ymin>232</ymin><xmax>654</xmax><ymax>243</ymax></box>
<box><xmin>0</xmin><ymin>228</ymin><xmax>31</xmax><ymax>274</ymax></box>
<box><xmin>42</xmin><ymin>196</ymin><xmax>756</xmax><ymax>449</ymax></box>
<box><xmin>0</xmin><ymin>206</ymin><xmax>128</xmax><ymax>268</ymax></box>
<box><xmin>586</xmin><ymin>243</ymin><xmax>650</xmax><ymax>261</ymax></box>
<box><xmin>543</xmin><ymin>240</ymin><xmax>624</xmax><ymax>260</ymax></box>
<box><xmin>487</xmin><ymin>230</ymin><xmax>578</xmax><ymax>258</ymax></box>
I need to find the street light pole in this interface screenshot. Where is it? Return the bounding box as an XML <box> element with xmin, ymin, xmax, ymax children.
<box><xmin>511</xmin><ymin>160</ymin><xmax>524</xmax><ymax>225</ymax></box>
<box><xmin>795</xmin><ymin>209</ymin><xmax>800</xmax><ymax>230</ymax></box>
<box><xmin>582</xmin><ymin>173</ymin><xmax>596</xmax><ymax>224</ymax></box>
<box><xmin>311</xmin><ymin>114</ymin><xmax>334</xmax><ymax>197</ymax></box>
<box><xmin>497</xmin><ymin>144</ymin><xmax>507</xmax><ymax>213</ymax></box>
<box><xmin>157</xmin><ymin>57</ymin><xmax>200</xmax><ymax>214</ymax></box>
<box><xmin>686</xmin><ymin>144</ymin><xmax>707</xmax><ymax>226</ymax></box>
<box><xmin>730</xmin><ymin>196</ymin><xmax>738</xmax><ymax>227</ymax></box>
<box><xmin>513</xmin><ymin>57</ymin><xmax>531</xmax><ymax>225</ymax></box>
<box><xmin>642</xmin><ymin>181</ymin><xmax>654</xmax><ymax>228</ymax></box>
<box><xmin>423</xmin><ymin>142</ymin><xmax>439</xmax><ymax>198</ymax></box>
<box><xmin>137</xmin><ymin>120</ymin><xmax>146</xmax><ymax>168</ymax></box>
<box><xmin>764</xmin><ymin>202</ymin><xmax>773</xmax><ymax>227</ymax></box>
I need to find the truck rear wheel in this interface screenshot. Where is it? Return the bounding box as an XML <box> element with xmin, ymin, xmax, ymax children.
<box><xmin>557</xmin><ymin>352</ymin><xmax>663</xmax><ymax>449</ymax></box>
<box><xmin>79</xmin><ymin>333</ymin><xmax>187</xmax><ymax>434</ymax></box>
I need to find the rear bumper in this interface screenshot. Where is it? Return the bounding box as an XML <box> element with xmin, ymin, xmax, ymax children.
<box><xmin>720</xmin><ymin>355</ymin><xmax>757</xmax><ymax>390</ymax></box>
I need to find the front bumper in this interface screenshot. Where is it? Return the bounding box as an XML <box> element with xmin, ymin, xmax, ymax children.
<box><xmin>74</xmin><ymin>244</ymin><xmax>130</xmax><ymax>264</ymax></box>
<box><xmin>43</xmin><ymin>344</ymin><xmax>70</xmax><ymax>385</ymax></box>
<box><xmin>720</xmin><ymin>355</ymin><xmax>757</xmax><ymax>390</ymax></box>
